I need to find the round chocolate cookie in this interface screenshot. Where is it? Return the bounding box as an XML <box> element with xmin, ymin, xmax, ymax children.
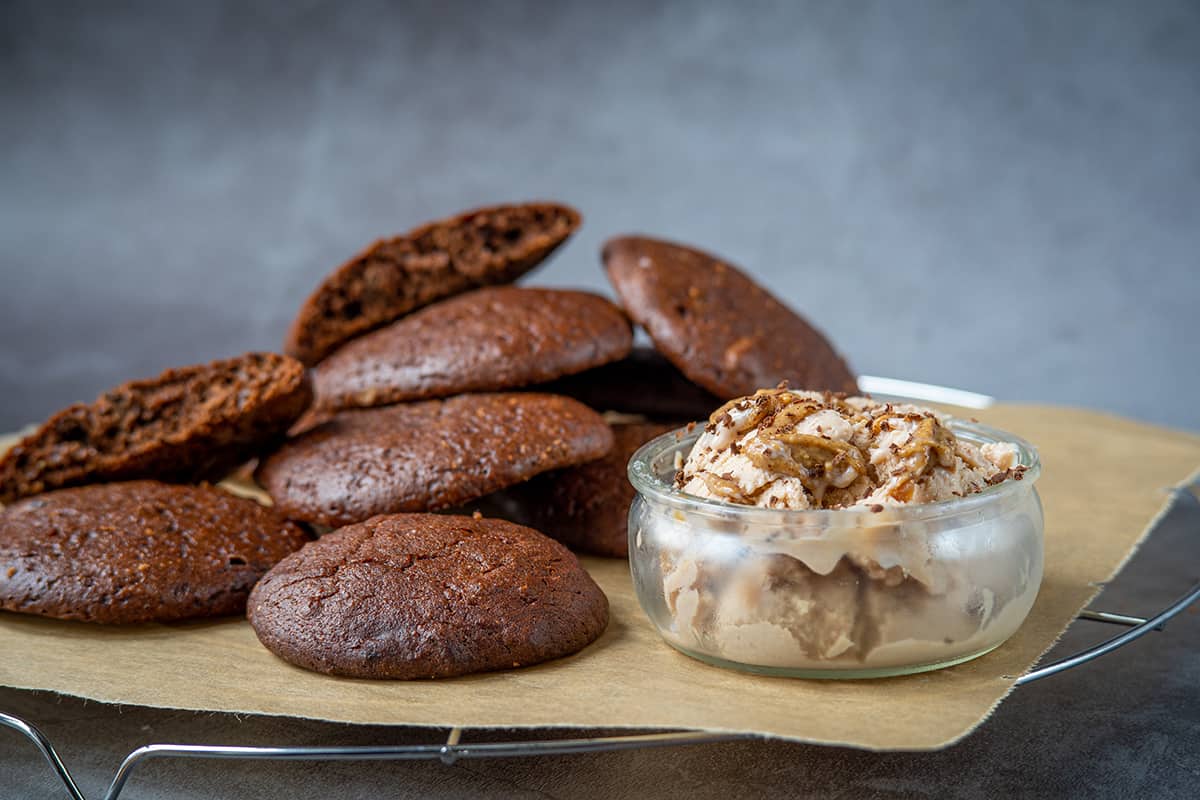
<box><xmin>248</xmin><ymin>513</ymin><xmax>609</xmax><ymax>678</ymax></box>
<box><xmin>602</xmin><ymin>236</ymin><xmax>858</xmax><ymax>399</ymax></box>
<box><xmin>533</xmin><ymin>347</ymin><xmax>720</xmax><ymax>421</ymax></box>
<box><xmin>509</xmin><ymin>421</ymin><xmax>677</xmax><ymax>558</ymax></box>
<box><xmin>313</xmin><ymin>287</ymin><xmax>632</xmax><ymax>410</ymax></box>
<box><xmin>0</xmin><ymin>481</ymin><xmax>309</xmax><ymax>624</ymax></box>
<box><xmin>0</xmin><ymin>352</ymin><xmax>312</xmax><ymax>504</ymax></box>
<box><xmin>256</xmin><ymin>393</ymin><xmax>613</xmax><ymax>527</ymax></box>
<box><xmin>285</xmin><ymin>202</ymin><xmax>582</xmax><ymax>366</ymax></box>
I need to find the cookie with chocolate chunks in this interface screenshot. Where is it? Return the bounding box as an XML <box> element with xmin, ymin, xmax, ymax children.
<box><xmin>256</xmin><ymin>393</ymin><xmax>613</xmax><ymax>527</ymax></box>
<box><xmin>0</xmin><ymin>353</ymin><xmax>312</xmax><ymax>504</ymax></box>
<box><xmin>602</xmin><ymin>236</ymin><xmax>857</xmax><ymax>398</ymax></box>
<box><xmin>313</xmin><ymin>287</ymin><xmax>632</xmax><ymax>410</ymax></box>
<box><xmin>285</xmin><ymin>202</ymin><xmax>582</xmax><ymax>366</ymax></box>
<box><xmin>0</xmin><ymin>481</ymin><xmax>309</xmax><ymax>623</ymax></box>
<box><xmin>247</xmin><ymin>513</ymin><xmax>609</xmax><ymax>678</ymax></box>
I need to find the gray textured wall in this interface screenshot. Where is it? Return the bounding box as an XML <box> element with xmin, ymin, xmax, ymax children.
<box><xmin>2</xmin><ymin>0</ymin><xmax>1198</xmax><ymax>432</ymax></box>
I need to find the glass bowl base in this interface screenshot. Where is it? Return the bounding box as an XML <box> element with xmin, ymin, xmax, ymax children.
<box><xmin>661</xmin><ymin>639</ymin><xmax>1005</xmax><ymax>680</ymax></box>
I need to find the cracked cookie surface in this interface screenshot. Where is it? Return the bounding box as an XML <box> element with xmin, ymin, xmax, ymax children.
<box><xmin>0</xmin><ymin>481</ymin><xmax>309</xmax><ymax>623</ymax></box>
<box><xmin>313</xmin><ymin>286</ymin><xmax>632</xmax><ymax>410</ymax></box>
<box><xmin>603</xmin><ymin>235</ymin><xmax>857</xmax><ymax>398</ymax></box>
<box><xmin>256</xmin><ymin>393</ymin><xmax>613</xmax><ymax>527</ymax></box>
<box><xmin>247</xmin><ymin>513</ymin><xmax>609</xmax><ymax>678</ymax></box>
<box><xmin>508</xmin><ymin>421</ymin><xmax>677</xmax><ymax>558</ymax></box>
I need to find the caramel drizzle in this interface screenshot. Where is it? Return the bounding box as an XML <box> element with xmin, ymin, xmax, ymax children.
<box><xmin>745</xmin><ymin>433</ymin><xmax>867</xmax><ymax>504</ymax></box>
<box><xmin>694</xmin><ymin>388</ymin><xmax>874</xmax><ymax>505</ymax></box>
<box><xmin>873</xmin><ymin>412</ymin><xmax>959</xmax><ymax>501</ymax></box>
<box><xmin>698</xmin><ymin>472</ymin><xmax>755</xmax><ymax>504</ymax></box>
<box><xmin>691</xmin><ymin>388</ymin><xmax>987</xmax><ymax>508</ymax></box>
<box><xmin>897</xmin><ymin>417</ymin><xmax>957</xmax><ymax>469</ymax></box>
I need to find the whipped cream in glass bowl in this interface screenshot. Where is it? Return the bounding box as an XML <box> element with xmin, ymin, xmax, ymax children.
<box><xmin>627</xmin><ymin>388</ymin><xmax>1043</xmax><ymax>678</ymax></box>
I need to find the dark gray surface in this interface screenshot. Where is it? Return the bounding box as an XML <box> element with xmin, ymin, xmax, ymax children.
<box><xmin>1</xmin><ymin>0</ymin><xmax>1199</xmax><ymax>432</ymax></box>
<box><xmin>3</xmin><ymin>489</ymin><xmax>1198</xmax><ymax>800</ymax></box>
<box><xmin>2</xmin><ymin>2</ymin><xmax>1199</xmax><ymax>798</ymax></box>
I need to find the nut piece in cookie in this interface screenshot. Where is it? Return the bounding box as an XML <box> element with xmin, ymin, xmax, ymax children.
<box><xmin>602</xmin><ymin>235</ymin><xmax>857</xmax><ymax>398</ymax></box>
<box><xmin>0</xmin><ymin>352</ymin><xmax>312</xmax><ymax>504</ymax></box>
<box><xmin>285</xmin><ymin>202</ymin><xmax>582</xmax><ymax>365</ymax></box>
<box><xmin>313</xmin><ymin>286</ymin><xmax>632</xmax><ymax>411</ymax></box>
<box><xmin>247</xmin><ymin>513</ymin><xmax>609</xmax><ymax>678</ymax></box>
<box><xmin>0</xmin><ymin>481</ymin><xmax>309</xmax><ymax>623</ymax></box>
<box><xmin>256</xmin><ymin>393</ymin><xmax>613</xmax><ymax>527</ymax></box>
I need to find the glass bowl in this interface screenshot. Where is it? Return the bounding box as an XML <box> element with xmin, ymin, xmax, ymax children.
<box><xmin>627</xmin><ymin>419</ymin><xmax>1043</xmax><ymax>678</ymax></box>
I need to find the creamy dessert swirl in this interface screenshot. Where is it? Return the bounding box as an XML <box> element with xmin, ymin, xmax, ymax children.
<box><xmin>646</xmin><ymin>387</ymin><xmax>1041</xmax><ymax>672</ymax></box>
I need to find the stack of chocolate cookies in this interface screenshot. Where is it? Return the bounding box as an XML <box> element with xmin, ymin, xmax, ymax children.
<box><xmin>0</xmin><ymin>353</ymin><xmax>313</xmax><ymax>623</ymax></box>
<box><xmin>0</xmin><ymin>200</ymin><xmax>857</xmax><ymax>681</ymax></box>
<box><xmin>268</xmin><ymin>208</ymin><xmax>857</xmax><ymax>558</ymax></box>
<box><xmin>246</xmin><ymin>203</ymin><xmax>622</xmax><ymax>677</ymax></box>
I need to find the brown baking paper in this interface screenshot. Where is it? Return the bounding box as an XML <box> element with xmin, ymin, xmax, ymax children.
<box><xmin>1</xmin><ymin>405</ymin><xmax>1198</xmax><ymax>750</ymax></box>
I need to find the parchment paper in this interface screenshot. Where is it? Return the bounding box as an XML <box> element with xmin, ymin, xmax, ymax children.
<box><xmin>1</xmin><ymin>405</ymin><xmax>1197</xmax><ymax>750</ymax></box>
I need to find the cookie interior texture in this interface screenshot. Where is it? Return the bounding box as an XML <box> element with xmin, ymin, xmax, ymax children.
<box><xmin>312</xmin><ymin>286</ymin><xmax>632</xmax><ymax>410</ymax></box>
<box><xmin>602</xmin><ymin>235</ymin><xmax>857</xmax><ymax>398</ymax></box>
<box><xmin>0</xmin><ymin>481</ymin><xmax>309</xmax><ymax>623</ymax></box>
<box><xmin>0</xmin><ymin>352</ymin><xmax>312</xmax><ymax>504</ymax></box>
<box><xmin>247</xmin><ymin>513</ymin><xmax>609</xmax><ymax>678</ymax></box>
<box><xmin>256</xmin><ymin>393</ymin><xmax>614</xmax><ymax>527</ymax></box>
<box><xmin>285</xmin><ymin>202</ymin><xmax>582</xmax><ymax>365</ymax></box>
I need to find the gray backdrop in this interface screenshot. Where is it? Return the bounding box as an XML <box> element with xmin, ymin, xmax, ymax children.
<box><xmin>1</xmin><ymin>4</ymin><xmax>1199</xmax><ymax>798</ymax></box>
<box><xmin>2</xmin><ymin>0</ymin><xmax>1198</xmax><ymax>432</ymax></box>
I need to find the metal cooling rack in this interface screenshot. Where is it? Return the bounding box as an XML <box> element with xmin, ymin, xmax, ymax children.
<box><xmin>3</xmin><ymin>378</ymin><xmax>1198</xmax><ymax>800</ymax></box>
<box><xmin>6</xmin><ymin>571</ymin><xmax>1198</xmax><ymax>800</ymax></box>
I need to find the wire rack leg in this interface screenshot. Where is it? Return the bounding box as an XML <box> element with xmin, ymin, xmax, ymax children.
<box><xmin>1016</xmin><ymin>580</ymin><xmax>1200</xmax><ymax>684</ymax></box>
<box><xmin>1015</xmin><ymin>485</ymin><xmax>1200</xmax><ymax>685</ymax></box>
<box><xmin>441</xmin><ymin>726</ymin><xmax>463</xmax><ymax>765</ymax></box>
<box><xmin>0</xmin><ymin>710</ymin><xmax>87</xmax><ymax>800</ymax></box>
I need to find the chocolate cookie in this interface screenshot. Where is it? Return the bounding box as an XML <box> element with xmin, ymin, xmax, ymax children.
<box><xmin>602</xmin><ymin>236</ymin><xmax>857</xmax><ymax>399</ymax></box>
<box><xmin>285</xmin><ymin>202</ymin><xmax>582</xmax><ymax>365</ymax></box>
<box><xmin>0</xmin><ymin>353</ymin><xmax>312</xmax><ymax>504</ymax></box>
<box><xmin>248</xmin><ymin>513</ymin><xmax>608</xmax><ymax>678</ymax></box>
<box><xmin>510</xmin><ymin>421</ymin><xmax>677</xmax><ymax>558</ymax></box>
<box><xmin>533</xmin><ymin>347</ymin><xmax>720</xmax><ymax>421</ymax></box>
<box><xmin>0</xmin><ymin>481</ymin><xmax>309</xmax><ymax>623</ymax></box>
<box><xmin>313</xmin><ymin>287</ymin><xmax>632</xmax><ymax>411</ymax></box>
<box><xmin>256</xmin><ymin>393</ymin><xmax>613</xmax><ymax>527</ymax></box>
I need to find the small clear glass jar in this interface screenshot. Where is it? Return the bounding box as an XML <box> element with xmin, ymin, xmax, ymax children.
<box><xmin>627</xmin><ymin>420</ymin><xmax>1043</xmax><ymax>678</ymax></box>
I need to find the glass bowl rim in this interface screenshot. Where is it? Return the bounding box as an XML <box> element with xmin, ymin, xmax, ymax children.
<box><xmin>627</xmin><ymin>416</ymin><xmax>1041</xmax><ymax>524</ymax></box>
